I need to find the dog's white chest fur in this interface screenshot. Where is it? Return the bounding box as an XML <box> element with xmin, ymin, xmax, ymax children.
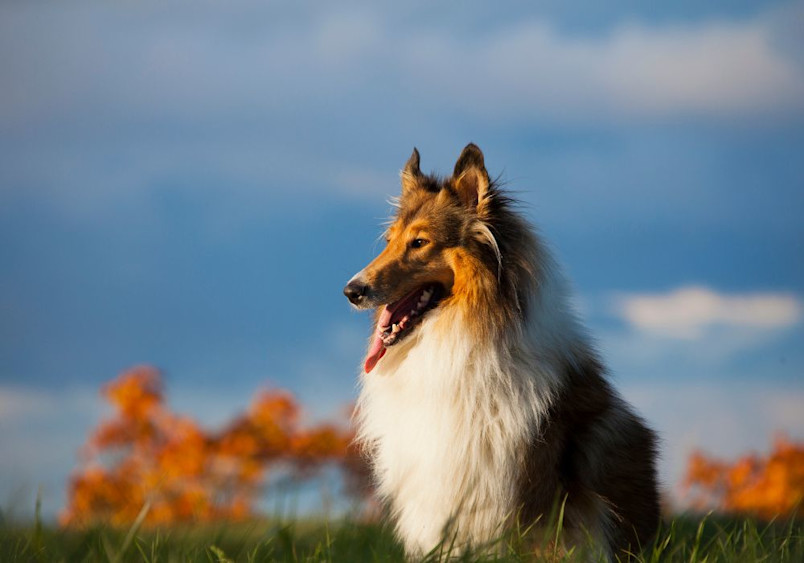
<box><xmin>356</xmin><ymin>312</ymin><xmax>561</xmax><ymax>555</ymax></box>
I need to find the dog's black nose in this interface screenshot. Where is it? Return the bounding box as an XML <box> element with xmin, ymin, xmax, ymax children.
<box><xmin>344</xmin><ymin>280</ymin><xmax>369</xmax><ymax>305</ymax></box>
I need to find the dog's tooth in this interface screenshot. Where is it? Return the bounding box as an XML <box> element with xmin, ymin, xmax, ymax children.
<box><xmin>392</xmin><ymin>323</ymin><xmax>400</xmax><ymax>334</ymax></box>
<box><xmin>410</xmin><ymin>309</ymin><xmax>417</xmax><ymax>316</ymax></box>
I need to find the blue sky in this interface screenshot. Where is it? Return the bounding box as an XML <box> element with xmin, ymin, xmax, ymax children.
<box><xmin>1</xmin><ymin>0</ymin><xmax>803</xmax><ymax>520</ymax></box>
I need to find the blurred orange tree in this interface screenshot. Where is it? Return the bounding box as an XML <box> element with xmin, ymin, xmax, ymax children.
<box><xmin>62</xmin><ymin>366</ymin><xmax>369</xmax><ymax>527</ymax></box>
<box><xmin>683</xmin><ymin>434</ymin><xmax>804</xmax><ymax>519</ymax></box>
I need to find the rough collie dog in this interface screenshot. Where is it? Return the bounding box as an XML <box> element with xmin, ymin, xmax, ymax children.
<box><xmin>343</xmin><ymin>144</ymin><xmax>659</xmax><ymax>558</ymax></box>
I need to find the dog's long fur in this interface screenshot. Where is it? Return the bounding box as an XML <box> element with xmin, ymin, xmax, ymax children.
<box><xmin>345</xmin><ymin>144</ymin><xmax>660</xmax><ymax>558</ymax></box>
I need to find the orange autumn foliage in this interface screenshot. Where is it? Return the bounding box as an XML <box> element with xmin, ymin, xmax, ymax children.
<box><xmin>62</xmin><ymin>366</ymin><xmax>368</xmax><ymax>527</ymax></box>
<box><xmin>683</xmin><ymin>434</ymin><xmax>804</xmax><ymax>519</ymax></box>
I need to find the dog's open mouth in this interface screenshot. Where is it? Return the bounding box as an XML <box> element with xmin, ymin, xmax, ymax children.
<box><xmin>364</xmin><ymin>284</ymin><xmax>446</xmax><ymax>373</ymax></box>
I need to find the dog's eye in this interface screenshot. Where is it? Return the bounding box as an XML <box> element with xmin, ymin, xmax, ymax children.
<box><xmin>410</xmin><ymin>238</ymin><xmax>429</xmax><ymax>249</ymax></box>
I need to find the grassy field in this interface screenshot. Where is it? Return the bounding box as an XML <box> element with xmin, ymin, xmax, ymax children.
<box><xmin>1</xmin><ymin>511</ymin><xmax>802</xmax><ymax>562</ymax></box>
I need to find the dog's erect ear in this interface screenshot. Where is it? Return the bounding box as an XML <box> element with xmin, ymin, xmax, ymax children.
<box><xmin>452</xmin><ymin>143</ymin><xmax>490</xmax><ymax>212</ymax></box>
<box><xmin>400</xmin><ymin>147</ymin><xmax>422</xmax><ymax>195</ymax></box>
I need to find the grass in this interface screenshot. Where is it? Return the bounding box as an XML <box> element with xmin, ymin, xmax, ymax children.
<box><xmin>1</xmin><ymin>511</ymin><xmax>801</xmax><ymax>562</ymax></box>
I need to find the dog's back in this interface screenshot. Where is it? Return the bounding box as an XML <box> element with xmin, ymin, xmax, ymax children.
<box><xmin>347</xmin><ymin>144</ymin><xmax>660</xmax><ymax>558</ymax></box>
<box><xmin>519</xmin><ymin>356</ymin><xmax>660</xmax><ymax>556</ymax></box>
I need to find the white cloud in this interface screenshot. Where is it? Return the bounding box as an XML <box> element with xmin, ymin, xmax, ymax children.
<box><xmin>593</xmin><ymin>284</ymin><xmax>804</xmax><ymax>504</ymax></box>
<box><xmin>614</xmin><ymin>286</ymin><xmax>803</xmax><ymax>338</ymax></box>
<box><xmin>2</xmin><ymin>1</ymin><xmax>803</xmax><ymax>221</ymax></box>
<box><xmin>2</xmin><ymin>2</ymin><xmax>803</xmax><ymax>131</ymax></box>
<box><xmin>400</xmin><ymin>6</ymin><xmax>804</xmax><ymax>122</ymax></box>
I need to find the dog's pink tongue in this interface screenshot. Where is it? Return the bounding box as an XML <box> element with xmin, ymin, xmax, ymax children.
<box><xmin>364</xmin><ymin>337</ymin><xmax>386</xmax><ymax>373</ymax></box>
<box><xmin>364</xmin><ymin>307</ymin><xmax>393</xmax><ymax>373</ymax></box>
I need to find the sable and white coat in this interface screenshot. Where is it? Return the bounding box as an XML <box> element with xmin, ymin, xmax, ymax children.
<box><xmin>346</xmin><ymin>144</ymin><xmax>660</xmax><ymax>558</ymax></box>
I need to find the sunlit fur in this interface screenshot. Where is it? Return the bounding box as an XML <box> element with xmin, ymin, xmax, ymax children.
<box><xmin>351</xmin><ymin>145</ymin><xmax>660</xmax><ymax>558</ymax></box>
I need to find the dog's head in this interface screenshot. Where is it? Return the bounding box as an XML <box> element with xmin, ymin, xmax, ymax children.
<box><xmin>344</xmin><ymin>144</ymin><xmax>504</xmax><ymax>372</ymax></box>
